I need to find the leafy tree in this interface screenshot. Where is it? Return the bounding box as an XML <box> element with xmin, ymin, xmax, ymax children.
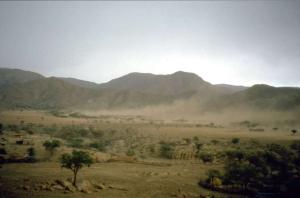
<box><xmin>60</xmin><ymin>150</ymin><xmax>93</xmax><ymax>186</ymax></box>
<box><xmin>43</xmin><ymin>140</ymin><xmax>61</xmax><ymax>156</ymax></box>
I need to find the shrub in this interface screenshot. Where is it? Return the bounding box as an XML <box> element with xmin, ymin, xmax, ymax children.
<box><xmin>67</xmin><ymin>138</ymin><xmax>83</xmax><ymax>148</ymax></box>
<box><xmin>199</xmin><ymin>152</ymin><xmax>214</xmax><ymax>163</ymax></box>
<box><xmin>193</xmin><ymin>136</ymin><xmax>199</xmax><ymax>142</ymax></box>
<box><xmin>160</xmin><ymin>142</ymin><xmax>174</xmax><ymax>159</ymax></box>
<box><xmin>291</xmin><ymin>129</ymin><xmax>297</xmax><ymax>135</ymax></box>
<box><xmin>183</xmin><ymin>138</ymin><xmax>191</xmax><ymax>144</ymax></box>
<box><xmin>27</xmin><ymin>147</ymin><xmax>36</xmax><ymax>162</ymax></box>
<box><xmin>231</xmin><ymin>138</ymin><xmax>240</xmax><ymax>144</ymax></box>
<box><xmin>211</xmin><ymin>139</ymin><xmax>219</xmax><ymax>145</ymax></box>
<box><xmin>43</xmin><ymin>139</ymin><xmax>61</xmax><ymax>156</ymax></box>
<box><xmin>0</xmin><ymin>148</ymin><xmax>7</xmax><ymax>155</ymax></box>
<box><xmin>89</xmin><ymin>140</ymin><xmax>109</xmax><ymax>152</ymax></box>
<box><xmin>126</xmin><ymin>148</ymin><xmax>135</xmax><ymax>156</ymax></box>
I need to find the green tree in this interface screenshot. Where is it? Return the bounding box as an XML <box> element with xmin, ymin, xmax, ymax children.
<box><xmin>60</xmin><ymin>150</ymin><xmax>93</xmax><ymax>186</ymax></box>
<box><xmin>43</xmin><ymin>140</ymin><xmax>61</xmax><ymax>156</ymax></box>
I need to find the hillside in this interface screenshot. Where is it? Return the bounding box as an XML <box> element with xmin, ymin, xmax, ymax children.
<box><xmin>0</xmin><ymin>68</ymin><xmax>44</xmax><ymax>88</ymax></box>
<box><xmin>100</xmin><ymin>71</ymin><xmax>212</xmax><ymax>96</ymax></box>
<box><xmin>206</xmin><ymin>84</ymin><xmax>300</xmax><ymax>111</ymax></box>
<box><xmin>0</xmin><ymin>77</ymin><xmax>98</xmax><ymax>109</ymax></box>
<box><xmin>57</xmin><ymin>77</ymin><xmax>99</xmax><ymax>89</ymax></box>
<box><xmin>0</xmin><ymin>68</ymin><xmax>300</xmax><ymax>112</ymax></box>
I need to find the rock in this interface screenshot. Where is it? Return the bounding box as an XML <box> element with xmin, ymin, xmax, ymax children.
<box><xmin>55</xmin><ymin>179</ymin><xmax>76</xmax><ymax>192</ymax></box>
<box><xmin>40</xmin><ymin>184</ymin><xmax>47</xmax><ymax>190</ymax></box>
<box><xmin>108</xmin><ymin>184</ymin><xmax>128</xmax><ymax>191</ymax></box>
<box><xmin>93</xmin><ymin>183</ymin><xmax>107</xmax><ymax>190</ymax></box>
<box><xmin>52</xmin><ymin>185</ymin><xmax>64</xmax><ymax>190</ymax></box>
<box><xmin>77</xmin><ymin>180</ymin><xmax>94</xmax><ymax>194</ymax></box>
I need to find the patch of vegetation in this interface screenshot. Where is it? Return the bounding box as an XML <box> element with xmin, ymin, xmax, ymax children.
<box><xmin>159</xmin><ymin>141</ymin><xmax>175</xmax><ymax>159</ymax></box>
<box><xmin>202</xmin><ymin>142</ymin><xmax>300</xmax><ymax>196</ymax></box>
<box><xmin>89</xmin><ymin>140</ymin><xmax>110</xmax><ymax>152</ymax></box>
<box><xmin>43</xmin><ymin>139</ymin><xmax>61</xmax><ymax>156</ymax></box>
<box><xmin>199</xmin><ymin>152</ymin><xmax>214</xmax><ymax>163</ymax></box>
<box><xmin>26</xmin><ymin>147</ymin><xmax>36</xmax><ymax>162</ymax></box>
<box><xmin>0</xmin><ymin>148</ymin><xmax>7</xmax><ymax>155</ymax></box>
<box><xmin>67</xmin><ymin>138</ymin><xmax>84</xmax><ymax>148</ymax></box>
<box><xmin>231</xmin><ymin>138</ymin><xmax>240</xmax><ymax>144</ymax></box>
<box><xmin>126</xmin><ymin>148</ymin><xmax>135</xmax><ymax>156</ymax></box>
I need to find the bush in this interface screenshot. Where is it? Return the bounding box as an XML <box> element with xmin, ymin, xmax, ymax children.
<box><xmin>231</xmin><ymin>138</ymin><xmax>240</xmax><ymax>144</ymax></box>
<box><xmin>126</xmin><ymin>148</ymin><xmax>135</xmax><ymax>156</ymax></box>
<box><xmin>199</xmin><ymin>152</ymin><xmax>214</xmax><ymax>163</ymax></box>
<box><xmin>193</xmin><ymin>136</ymin><xmax>199</xmax><ymax>142</ymax></box>
<box><xmin>67</xmin><ymin>138</ymin><xmax>83</xmax><ymax>148</ymax></box>
<box><xmin>27</xmin><ymin>147</ymin><xmax>36</xmax><ymax>162</ymax></box>
<box><xmin>0</xmin><ymin>148</ymin><xmax>7</xmax><ymax>155</ymax></box>
<box><xmin>89</xmin><ymin>140</ymin><xmax>110</xmax><ymax>151</ymax></box>
<box><xmin>160</xmin><ymin>142</ymin><xmax>174</xmax><ymax>159</ymax></box>
<box><xmin>43</xmin><ymin>139</ymin><xmax>61</xmax><ymax>156</ymax></box>
<box><xmin>211</xmin><ymin>139</ymin><xmax>219</xmax><ymax>145</ymax></box>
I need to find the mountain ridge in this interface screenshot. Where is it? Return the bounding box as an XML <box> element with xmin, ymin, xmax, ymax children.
<box><xmin>0</xmin><ymin>67</ymin><xmax>299</xmax><ymax>112</ymax></box>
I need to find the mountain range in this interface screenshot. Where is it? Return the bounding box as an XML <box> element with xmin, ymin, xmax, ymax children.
<box><xmin>0</xmin><ymin>68</ymin><xmax>299</xmax><ymax>112</ymax></box>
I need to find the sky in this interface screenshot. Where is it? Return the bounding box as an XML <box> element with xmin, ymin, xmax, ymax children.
<box><xmin>0</xmin><ymin>1</ymin><xmax>300</xmax><ymax>87</ymax></box>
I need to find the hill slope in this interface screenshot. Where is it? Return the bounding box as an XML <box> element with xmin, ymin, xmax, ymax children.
<box><xmin>0</xmin><ymin>68</ymin><xmax>300</xmax><ymax>112</ymax></box>
<box><xmin>206</xmin><ymin>84</ymin><xmax>300</xmax><ymax>111</ymax></box>
<box><xmin>0</xmin><ymin>68</ymin><xmax>44</xmax><ymax>88</ymax></box>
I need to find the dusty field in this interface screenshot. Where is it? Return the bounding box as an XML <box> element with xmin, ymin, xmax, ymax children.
<box><xmin>0</xmin><ymin>110</ymin><xmax>299</xmax><ymax>198</ymax></box>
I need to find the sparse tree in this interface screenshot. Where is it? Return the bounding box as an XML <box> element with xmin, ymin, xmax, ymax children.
<box><xmin>60</xmin><ymin>150</ymin><xmax>93</xmax><ymax>186</ymax></box>
<box><xmin>43</xmin><ymin>140</ymin><xmax>61</xmax><ymax>156</ymax></box>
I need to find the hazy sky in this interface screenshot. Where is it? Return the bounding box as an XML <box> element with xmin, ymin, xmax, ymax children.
<box><xmin>0</xmin><ymin>1</ymin><xmax>300</xmax><ymax>87</ymax></box>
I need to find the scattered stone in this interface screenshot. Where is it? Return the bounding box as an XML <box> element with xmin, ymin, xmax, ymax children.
<box><xmin>77</xmin><ymin>180</ymin><xmax>94</xmax><ymax>194</ymax></box>
<box><xmin>108</xmin><ymin>184</ymin><xmax>128</xmax><ymax>191</ymax></box>
<box><xmin>52</xmin><ymin>184</ymin><xmax>64</xmax><ymax>190</ymax></box>
<box><xmin>93</xmin><ymin>183</ymin><xmax>107</xmax><ymax>190</ymax></box>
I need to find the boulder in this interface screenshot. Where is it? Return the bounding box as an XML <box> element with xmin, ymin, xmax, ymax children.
<box><xmin>52</xmin><ymin>185</ymin><xmax>64</xmax><ymax>190</ymax></box>
<box><xmin>55</xmin><ymin>179</ymin><xmax>76</xmax><ymax>192</ymax></box>
<box><xmin>93</xmin><ymin>183</ymin><xmax>107</xmax><ymax>190</ymax></box>
<box><xmin>77</xmin><ymin>180</ymin><xmax>94</xmax><ymax>194</ymax></box>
